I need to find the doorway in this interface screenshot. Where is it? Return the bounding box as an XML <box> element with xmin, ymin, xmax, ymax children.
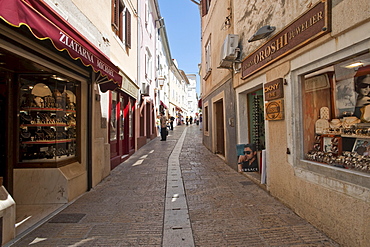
<box><xmin>214</xmin><ymin>99</ymin><xmax>225</xmax><ymax>156</ymax></box>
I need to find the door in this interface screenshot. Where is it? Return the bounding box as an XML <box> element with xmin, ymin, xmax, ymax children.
<box><xmin>128</xmin><ymin>98</ymin><xmax>135</xmax><ymax>152</ymax></box>
<box><xmin>215</xmin><ymin>100</ymin><xmax>225</xmax><ymax>156</ymax></box>
<box><xmin>0</xmin><ymin>71</ymin><xmax>8</xmax><ymax>190</ymax></box>
<box><xmin>109</xmin><ymin>91</ymin><xmax>118</xmax><ymax>159</ymax></box>
<box><xmin>247</xmin><ymin>89</ymin><xmax>266</xmax><ymax>173</ymax></box>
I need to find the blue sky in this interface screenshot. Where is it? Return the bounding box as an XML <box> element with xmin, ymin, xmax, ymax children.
<box><xmin>157</xmin><ymin>0</ymin><xmax>201</xmax><ymax>93</ymax></box>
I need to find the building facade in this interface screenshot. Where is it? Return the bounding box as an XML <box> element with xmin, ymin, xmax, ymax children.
<box><xmin>200</xmin><ymin>0</ymin><xmax>370</xmax><ymax>246</ymax></box>
<box><xmin>200</xmin><ymin>0</ymin><xmax>238</xmax><ymax>165</ymax></box>
<box><xmin>186</xmin><ymin>73</ymin><xmax>199</xmax><ymax>120</ymax></box>
<box><xmin>0</xmin><ymin>0</ymin><xmax>130</xmax><ymax>242</ymax></box>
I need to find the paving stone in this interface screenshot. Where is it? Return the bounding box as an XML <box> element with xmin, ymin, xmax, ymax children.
<box><xmin>9</xmin><ymin>125</ymin><xmax>338</xmax><ymax>247</ymax></box>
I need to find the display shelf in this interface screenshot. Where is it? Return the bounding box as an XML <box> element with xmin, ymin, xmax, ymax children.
<box><xmin>20</xmin><ymin>123</ymin><xmax>67</xmax><ymax>127</ymax></box>
<box><xmin>21</xmin><ymin>107</ymin><xmax>65</xmax><ymax>112</ymax></box>
<box><xmin>21</xmin><ymin>139</ymin><xmax>76</xmax><ymax>144</ymax></box>
<box><xmin>18</xmin><ymin>77</ymin><xmax>78</xmax><ymax>164</ymax></box>
<box><xmin>341</xmin><ymin>134</ymin><xmax>370</xmax><ymax>139</ymax></box>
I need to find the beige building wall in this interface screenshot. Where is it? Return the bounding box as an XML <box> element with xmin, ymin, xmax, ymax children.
<box><xmin>71</xmin><ymin>0</ymin><xmax>138</xmax><ymax>87</ymax></box>
<box><xmin>201</xmin><ymin>0</ymin><xmax>234</xmax><ymax>98</ymax></box>
<box><xmin>230</xmin><ymin>0</ymin><xmax>370</xmax><ymax>246</ymax></box>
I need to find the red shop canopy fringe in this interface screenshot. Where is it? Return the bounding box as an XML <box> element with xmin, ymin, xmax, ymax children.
<box><xmin>0</xmin><ymin>0</ymin><xmax>122</xmax><ymax>88</ymax></box>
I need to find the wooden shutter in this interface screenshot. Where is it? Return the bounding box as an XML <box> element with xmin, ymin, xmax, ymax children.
<box><xmin>125</xmin><ymin>9</ymin><xmax>131</xmax><ymax>48</ymax></box>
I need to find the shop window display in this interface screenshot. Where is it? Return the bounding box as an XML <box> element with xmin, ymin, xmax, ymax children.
<box><xmin>18</xmin><ymin>74</ymin><xmax>78</xmax><ymax>164</ymax></box>
<box><xmin>303</xmin><ymin>54</ymin><xmax>370</xmax><ymax>173</ymax></box>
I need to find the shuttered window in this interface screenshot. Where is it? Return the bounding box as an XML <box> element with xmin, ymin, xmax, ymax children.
<box><xmin>125</xmin><ymin>9</ymin><xmax>131</xmax><ymax>48</ymax></box>
<box><xmin>201</xmin><ymin>0</ymin><xmax>211</xmax><ymax>16</ymax></box>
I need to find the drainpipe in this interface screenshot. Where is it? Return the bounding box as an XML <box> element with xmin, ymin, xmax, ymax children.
<box><xmin>136</xmin><ymin>0</ymin><xmax>142</xmax><ymax>150</ymax></box>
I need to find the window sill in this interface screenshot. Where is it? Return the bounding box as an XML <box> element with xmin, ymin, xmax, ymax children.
<box><xmin>203</xmin><ymin>69</ymin><xmax>212</xmax><ymax>80</ymax></box>
<box><xmin>296</xmin><ymin>159</ymin><xmax>370</xmax><ymax>190</ymax></box>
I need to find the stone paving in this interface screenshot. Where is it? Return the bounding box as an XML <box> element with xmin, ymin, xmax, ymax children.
<box><xmin>9</xmin><ymin>124</ymin><xmax>339</xmax><ymax>246</ymax></box>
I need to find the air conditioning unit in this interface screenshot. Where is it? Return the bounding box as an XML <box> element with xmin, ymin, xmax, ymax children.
<box><xmin>219</xmin><ymin>34</ymin><xmax>240</xmax><ymax>68</ymax></box>
<box><xmin>141</xmin><ymin>82</ymin><xmax>150</xmax><ymax>96</ymax></box>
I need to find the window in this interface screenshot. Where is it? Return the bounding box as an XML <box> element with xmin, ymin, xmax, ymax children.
<box><xmin>119</xmin><ymin>96</ymin><xmax>124</xmax><ymax>140</ymax></box>
<box><xmin>204</xmin><ymin>38</ymin><xmax>212</xmax><ymax>79</ymax></box>
<box><xmin>112</xmin><ymin>0</ymin><xmax>131</xmax><ymax>48</ymax></box>
<box><xmin>18</xmin><ymin>74</ymin><xmax>78</xmax><ymax>165</ymax></box>
<box><xmin>125</xmin><ymin>8</ymin><xmax>132</xmax><ymax>48</ymax></box>
<box><xmin>110</xmin><ymin>91</ymin><xmax>118</xmax><ymax>141</ymax></box>
<box><xmin>145</xmin><ymin>1</ymin><xmax>153</xmax><ymax>37</ymax></box>
<box><xmin>112</xmin><ymin>0</ymin><xmax>124</xmax><ymax>40</ymax></box>
<box><xmin>201</xmin><ymin>0</ymin><xmax>212</xmax><ymax>16</ymax></box>
<box><xmin>145</xmin><ymin>49</ymin><xmax>152</xmax><ymax>80</ymax></box>
<box><xmin>303</xmin><ymin>53</ymin><xmax>370</xmax><ymax>174</ymax></box>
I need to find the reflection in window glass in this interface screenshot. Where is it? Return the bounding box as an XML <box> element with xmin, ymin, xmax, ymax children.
<box><xmin>120</xmin><ymin>96</ymin><xmax>124</xmax><ymax>140</ymax></box>
<box><xmin>110</xmin><ymin>91</ymin><xmax>117</xmax><ymax>141</ymax></box>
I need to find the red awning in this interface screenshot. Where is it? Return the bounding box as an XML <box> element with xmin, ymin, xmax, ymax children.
<box><xmin>0</xmin><ymin>0</ymin><xmax>122</xmax><ymax>89</ymax></box>
<box><xmin>198</xmin><ymin>98</ymin><xmax>202</xmax><ymax>108</ymax></box>
<box><xmin>160</xmin><ymin>100</ymin><xmax>168</xmax><ymax>109</ymax></box>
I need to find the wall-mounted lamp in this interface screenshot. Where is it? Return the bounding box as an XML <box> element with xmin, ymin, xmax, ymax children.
<box><xmin>158</xmin><ymin>77</ymin><xmax>165</xmax><ymax>89</ymax></box>
<box><xmin>248</xmin><ymin>25</ymin><xmax>276</xmax><ymax>42</ymax></box>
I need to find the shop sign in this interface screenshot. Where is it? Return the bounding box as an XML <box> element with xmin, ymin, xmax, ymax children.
<box><xmin>265</xmin><ymin>100</ymin><xmax>284</xmax><ymax>121</ymax></box>
<box><xmin>0</xmin><ymin>0</ymin><xmax>122</xmax><ymax>86</ymax></box>
<box><xmin>264</xmin><ymin>78</ymin><xmax>284</xmax><ymax>101</ymax></box>
<box><xmin>242</xmin><ymin>1</ymin><xmax>330</xmax><ymax>79</ymax></box>
<box><xmin>121</xmin><ymin>74</ymin><xmax>139</xmax><ymax>99</ymax></box>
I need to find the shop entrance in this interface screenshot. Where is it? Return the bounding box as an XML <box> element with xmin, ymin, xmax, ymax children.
<box><xmin>0</xmin><ymin>71</ymin><xmax>8</xmax><ymax>191</ymax></box>
<box><xmin>109</xmin><ymin>91</ymin><xmax>135</xmax><ymax>169</ymax></box>
<box><xmin>214</xmin><ymin>99</ymin><xmax>225</xmax><ymax>156</ymax></box>
<box><xmin>247</xmin><ymin>89</ymin><xmax>266</xmax><ymax>173</ymax></box>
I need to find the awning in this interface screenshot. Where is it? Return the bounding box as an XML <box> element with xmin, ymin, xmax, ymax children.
<box><xmin>0</xmin><ymin>0</ymin><xmax>122</xmax><ymax>90</ymax></box>
<box><xmin>160</xmin><ymin>100</ymin><xmax>168</xmax><ymax>109</ymax></box>
<box><xmin>198</xmin><ymin>98</ymin><xmax>202</xmax><ymax>108</ymax></box>
<box><xmin>175</xmin><ymin>106</ymin><xmax>182</xmax><ymax>112</ymax></box>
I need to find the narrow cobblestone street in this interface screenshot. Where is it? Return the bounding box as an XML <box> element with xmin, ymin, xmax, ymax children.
<box><xmin>9</xmin><ymin>124</ymin><xmax>339</xmax><ymax>246</ymax></box>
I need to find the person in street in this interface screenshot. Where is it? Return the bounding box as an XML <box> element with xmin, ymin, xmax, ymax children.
<box><xmin>169</xmin><ymin>115</ymin><xmax>175</xmax><ymax>130</ymax></box>
<box><xmin>238</xmin><ymin>143</ymin><xmax>259</xmax><ymax>172</ymax></box>
<box><xmin>186</xmin><ymin>116</ymin><xmax>189</xmax><ymax>126</ymax></box>
<box><xmin>160</xmin><ymin>111</ymin><xmax>168</xmax><ymax>141</ymax></box>
<box><xmin>199</xmin><ymin>114</ymin><xmax>203</xmax><ymax>130</ymax></box>
<box><xmin>189</xmin><ymin>116</ymin><xmax>193</xmax><ymax>124</ymax></box>
<box><xmin>156</xmin><ymin>114</ymin><xmax>160</xmax><ymax>136</ymax></box>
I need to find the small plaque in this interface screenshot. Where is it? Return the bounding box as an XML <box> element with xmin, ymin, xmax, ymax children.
<box><xmin>265</xmin><ymin>100</ymin><xmax>284</xmax><ymax>121</ymax></box>
<box><xmin>101</xmin><ymin>117</ymin><xmax>107</xmax><ymax>129</ymax></box>
<box><xmin>264</xmin><ymin>78</ymin><xmax>284</xmax><ymax>101</ymax></box>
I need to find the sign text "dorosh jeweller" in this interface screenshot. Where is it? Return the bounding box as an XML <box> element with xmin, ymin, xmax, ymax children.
<box><xmin>242</xmin><ymin>1</ymin><xmax>330</xmax><ymax>79</ymax></box>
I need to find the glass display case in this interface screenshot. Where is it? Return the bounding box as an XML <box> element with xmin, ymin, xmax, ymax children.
<box><xmin>302</xmin><ymin>53</ymin><xmax>370</xmax><ymax>174</ymax></box>
<box><xmin>18</xmin><ymin>74</ymin><xmax>78</xmax><ymax>164</ymax></box>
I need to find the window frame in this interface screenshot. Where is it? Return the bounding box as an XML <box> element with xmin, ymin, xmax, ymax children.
<box><xmin>292</xmin><ymin>52</ymin><xmax>370</xmax><ymax>191</ymax></box>
<box><xmin>112</xmin><ymin>0</ymin><xmax>131</xmax><ymax>48</ymax></box>
<box><xmin>204</xmin><ymin>37</ymin><xmax>212</xmax><ymax>80</ymax></box>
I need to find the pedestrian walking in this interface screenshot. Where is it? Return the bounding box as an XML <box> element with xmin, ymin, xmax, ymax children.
<box><xmin>156</xmin><ymin>114</ymin><xmax>160</xmax><ymax>136</ymax></box>
<box><xmin>169</xmin><ymin>115</ymin><xmax>175</xmax><ymax>130</ymax></box>
<box><xmin>160</xmin><ymin>111</ymin><xmax>168</xmax><ymax>141</ymax></box>
<box><xmin>199</xmin><ymin>114</ymin><xmax>203</xmax><ymax>130</ymax></box>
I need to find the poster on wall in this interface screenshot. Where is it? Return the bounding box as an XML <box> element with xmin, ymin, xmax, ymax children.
<box><xmin>335</xmin><ymin>78</ymin><xmax>356</xmax><ymax>117</ymax></box>
<box><xmin>237</xmin><ymin>144</ymin><xmax>259</xmax><ymax>172</ymax></box>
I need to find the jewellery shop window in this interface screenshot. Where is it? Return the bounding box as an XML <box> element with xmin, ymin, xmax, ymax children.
<box><xmin>18</xmin><ymin>74</ymin><xmax>78</xmax><ymax>166</ymax></box>
<box><xmin>303</xmin><ymin>53</ymin><xmax>370</xmax><ymax>174</ymax></box>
